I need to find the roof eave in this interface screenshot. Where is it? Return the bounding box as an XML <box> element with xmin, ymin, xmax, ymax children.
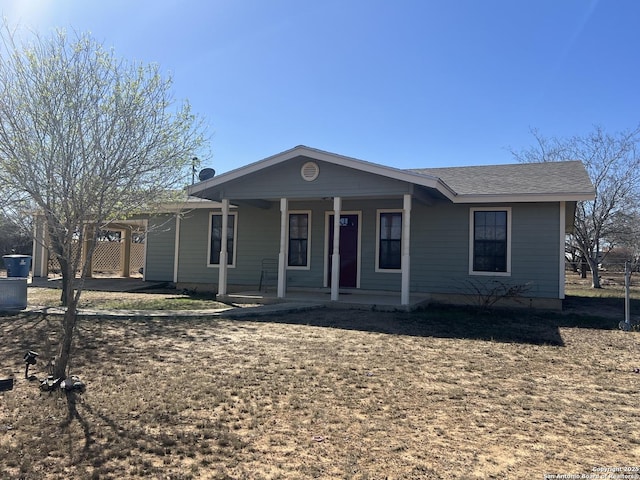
<box><xmin>154</xmin><ymin>199</ymin><xmax>232</xmax><ymax>213</ymax></box>
<box><xmin>452</xmin><ymin>192</ymin><xmax>596</xmax><ymax>204</ymax></box>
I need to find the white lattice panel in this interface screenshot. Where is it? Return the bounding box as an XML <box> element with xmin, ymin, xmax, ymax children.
<box><xmin>130</xmin><ymin>243</ymin><xmax>145</xmax><ymax>274</ymax></box>
<box><xmin>93</xmin><ymin>242</ymin><xmax>122</xmax><ymax>272</ymax></box>
<box><xmin>48</xmin><ymin>243</ymin><xmax>81</xmax><ymax>273</ymax></box>
<box><xmin>47</xmin><ymin>240</ymin><xmax>145</xmax><ymax>276</ymax></box>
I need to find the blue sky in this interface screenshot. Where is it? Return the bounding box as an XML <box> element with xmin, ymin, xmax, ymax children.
<box><xmin>2</xmin><ymin>0</ymin><xmax>639</xmax><ymax>173</ymax></box>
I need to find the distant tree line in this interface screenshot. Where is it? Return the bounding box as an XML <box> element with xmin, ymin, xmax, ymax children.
<box><xmin>0</xmin><ymin>213</ymin><xmax>32</xmax><ymax>257</ymax></box>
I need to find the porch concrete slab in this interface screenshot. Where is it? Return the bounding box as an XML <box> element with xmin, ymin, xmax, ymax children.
<box><xmin>222</xmin><ymin>290</ymin><xmax>431</xmax><ymax>311</ymax></box>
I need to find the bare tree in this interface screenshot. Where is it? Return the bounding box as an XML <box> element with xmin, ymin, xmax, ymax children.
<box><xmin>612</xmin><ymin>210</ymin><xmax>640</xmax><ymax>271</ymax></box>
<box><xmin>0</xmin><ymin>24</ymin><xmax>207</xmax><ymax>379</ymax></box>
<box><xmin>511</xmin><ymin>126</ymin><xmax>640</xmax><ymax>288</ymax></box>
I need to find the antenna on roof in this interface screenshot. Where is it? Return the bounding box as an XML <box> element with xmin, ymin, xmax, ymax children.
<box><xmin>191</xmin><ymin>157</ymin><xmax>199</xmax><ymax>184</ymax></box>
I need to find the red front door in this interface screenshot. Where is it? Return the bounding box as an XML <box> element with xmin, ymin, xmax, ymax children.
<box><xmin>327</xmin><ymin>214</ymin><xmax>359</xmax><ymax>288</ymax></box>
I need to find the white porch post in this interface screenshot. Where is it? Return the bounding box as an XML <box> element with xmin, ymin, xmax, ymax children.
<box><xmin>559</xmin><ymin>201</ymin><xmax>566</xmax><ymax>300</ymax></box>
<box><xmin>173</xmin><ymin>213</ymin><xmax>181</xmax><ymax>283</ymax></box>
<box><xmin>277</xmin><ymin>198</ymin><xmax>288</xmax><ymax>298</ymax></box>
<box><xmin>121</xmin><ymin>227</ymin><xmax>131</xmax><ymax>278</ymax></box>
<box><xmin>34</xmin><ymin>228</ymin><xmax>49</xmax><ymax>278</ymax></box>
<box><xmin>39</xmin><ymin>223</ymin><xmax>49</xmax><ymax>278</ymax></box>
<box><xmin>32</xmin><ymin>216</ymin><xmax>49</xmax><ymax>278</ymax></box>
<box><xmin>331</xmin><ymin>196</ymin><xmax>342</xmax><ymax>301</ymax></box>
<box><xmin>218</xmin><ymin>198</ymin><xmax>229</xmax><ymax>296</ymax></box>
<box><xmin>401</xmin><ymin>194</ymin><xmax>412</xmax><ymax>305</ymax></box>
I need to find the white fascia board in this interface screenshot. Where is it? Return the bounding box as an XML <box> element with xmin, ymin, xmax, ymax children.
<box><xmin>453</xmin><ymin>191</ymin><xmax>596</xmax><ymax>204</ymax></box>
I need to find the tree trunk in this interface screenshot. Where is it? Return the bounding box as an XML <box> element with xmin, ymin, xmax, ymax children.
<box><xmin>60</xmin><ymin>272</ymin><xmax>69</xmax><ymax>306</ymax></box>
<box><xmin>57</xmin><ymin>255</ymin><xmax>72</xmax><ymax>306</ymax></box>
<box><xmin>580</xmin><ymin>257</ymin><xmax>588</xmax><ymax>279</ymax></box>
<box><xmin>587</xmin><ymin>257</ymin><xmax>602</xmax><ymax>288</ymax></box>
<box><xmin>54</xmin><ymin>263</ymin><xmax>78</xmax><ymax>379</ymax></box>
<box><xmin>53</xmin><ymin>302</ymin><xmax>78</xmax><ymax>379</ymax></box>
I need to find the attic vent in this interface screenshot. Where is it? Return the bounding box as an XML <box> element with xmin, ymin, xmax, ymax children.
<box><xmin>301</xmin><ymin>162</ymin><xmax>319</xmax><ymax>181</ymax></box>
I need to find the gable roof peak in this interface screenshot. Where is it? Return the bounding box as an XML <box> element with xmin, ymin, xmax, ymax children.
<box><xmin>188</xmin><ymin>146</ymin><xmax>594</xmax><ymax>203</ymax></box>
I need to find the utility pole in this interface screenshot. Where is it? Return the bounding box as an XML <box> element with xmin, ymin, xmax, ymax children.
<box><xmin>624</xmin><ymin>261</ymin><xmax>631</xmax><ymax>329</ymax></box>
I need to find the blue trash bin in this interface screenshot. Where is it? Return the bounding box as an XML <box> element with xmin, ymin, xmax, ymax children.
<box><xmin>3</xmin><ymin>255</ymin><xmax>32</xmax><ymax>278</ymax></box>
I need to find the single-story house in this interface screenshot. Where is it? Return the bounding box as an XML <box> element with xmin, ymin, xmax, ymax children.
<box><xmin>142</xmin><ymin>145</ymin><xmax>594</xmax><ymax>310</ymax></box>
<box><xmin>31</xmin><ymin>145</ymin><xmax>595</xmax><ymax>310</ymax></box>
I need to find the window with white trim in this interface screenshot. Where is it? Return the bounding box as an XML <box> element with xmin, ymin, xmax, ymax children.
<box><xmin>377</xmin><ymin>210</ymin><xmax>402</xmax><ymax>271</ymax></box>
<box><xmin>208</xmin><ymin>213</ymin><xmax>236</xmax><ymax>266</ymax></box>
<box><xmin>288</xmin><ymin>212</ymin><xmax>310</xmax><ymax>268</ymax></box>
<box><xmin>470</xmin><ymin>208</ymin><xmax>511</xmax><ymax>275</ymax></box>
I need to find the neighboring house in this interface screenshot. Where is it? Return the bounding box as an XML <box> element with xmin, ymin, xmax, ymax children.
<box><xmin>141</xmin><ymin>145</ymin><xmax>594</xmax><ymax>310</ymax></box>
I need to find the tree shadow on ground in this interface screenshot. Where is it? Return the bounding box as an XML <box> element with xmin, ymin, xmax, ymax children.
<box><xmin>563</xmin><ymin>294</ymin><xmax>639</xmax><ymax>324</ymax></box>
<box><xmin>230</xmin><ymin>303</ymin><xmax>623</xmax><ymax>347</ymax></box>
<box><xmin>60</xmin><ymin>391</ymin><xmax>93</xmax><ymax>456</ymax></box>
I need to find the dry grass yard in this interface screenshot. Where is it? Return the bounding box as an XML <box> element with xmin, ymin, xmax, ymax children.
<box><xmin>0</xmin><ymin>274</ymin><xmax>639</xmax><ymax>479</ymax></box>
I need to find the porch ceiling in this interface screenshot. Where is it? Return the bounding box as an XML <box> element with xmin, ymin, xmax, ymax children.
<box><xmin>226</xmin><ymin>185</ymin><xmax>447</xmax><ymax>208</ymax></box>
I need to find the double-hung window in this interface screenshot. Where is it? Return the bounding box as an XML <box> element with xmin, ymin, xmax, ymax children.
<box><xmin>470</xmin><ymin>208</ymin><xmax>511</xmax><ymax>275</ymax></box>
<box><xmin>377</xmin><ymin>210</ymin><xmax>402</xmax><ymax>271</ymax></box>
<box><xmin>209</xmin><ymin>213</ymin><xmax>236</xmax><ymax>266</ymax></box>
<box><xmin>288</xmin><ymin>212</ymin><xmax>310</xmax><ymax>268</ymax></box>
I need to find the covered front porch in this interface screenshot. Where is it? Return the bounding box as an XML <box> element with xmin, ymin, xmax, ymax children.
<box><xmin>212</xmin><ymin>194</ymin><xmax>419</xmax><ymax>307</ymax></box>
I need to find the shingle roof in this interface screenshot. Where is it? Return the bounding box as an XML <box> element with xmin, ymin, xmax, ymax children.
<box><xmin>409</xmin><ymin>161</ymin><xmax>594</xmax><ymax>197</ymax></box>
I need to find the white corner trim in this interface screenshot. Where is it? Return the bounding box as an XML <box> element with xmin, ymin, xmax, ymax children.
<box><xmin>173</xmin><ymin>214</ymin><xmax>180</xmax><ymax>283</ymax></box>
<box><xmin>559</xmin><ymin>201</ymin><xmax>566</xmax><ymax>299</ymax></box>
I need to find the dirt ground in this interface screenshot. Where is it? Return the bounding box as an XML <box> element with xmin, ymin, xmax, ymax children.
<box><xmin>1</xmin><ymin>295</ymin><xmax>639</xmax><ymax>479</ymax></box>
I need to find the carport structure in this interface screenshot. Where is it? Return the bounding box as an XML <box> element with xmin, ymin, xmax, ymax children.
<box><xmin>32</xmin><ymin>217</ymin><xmax>147</xmax><ymax>279</ymax></box>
